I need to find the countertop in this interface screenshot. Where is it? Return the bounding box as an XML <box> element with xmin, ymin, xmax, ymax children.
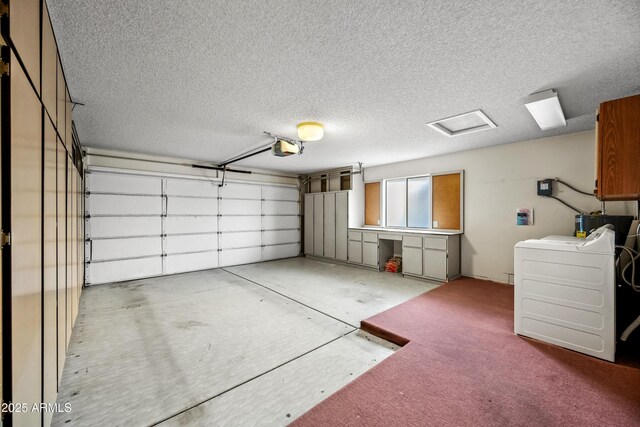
<box><xmin>348</xmin><ymin>227</ymin><xmax>463</xmax><ymax>236</ymax></box>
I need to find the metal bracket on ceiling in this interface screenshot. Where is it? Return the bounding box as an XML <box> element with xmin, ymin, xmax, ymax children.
<box><xmin>71</xmin><ymin>101</ymin><xmax>85</xmax><ymax>111</ymax></box>
<box><xmin>218</xmin><ymin>167</ymin><xmax>227</xmax><ymax>188</ymax></box>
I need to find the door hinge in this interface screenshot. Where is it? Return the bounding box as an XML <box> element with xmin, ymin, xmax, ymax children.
<box><xmin>1</xmin><ymin>231</ymin><xmax>11</xmax><ymax>247</ymax></box>
<box><xmin>0</xmin><ymin>60</ymin><xmax>8</xmax><ymax>76</ymax></box>
<box><xmin>0</xmin><ymin>3</ymin><xmax>8</xmax><ymax>17</ymax></box>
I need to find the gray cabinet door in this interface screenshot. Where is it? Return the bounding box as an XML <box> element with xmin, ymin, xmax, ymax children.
<box><xmin>363</xmin><ymin>241</ymin><xmax>378</xmax><ymax>267</ymax></box>
<box><xmin>313</xmin><ymin>194</ymin><xmax>324</xmax><ymax>256</ymax></box>
<box><xmin>323</xmin><ymin>193</ymin><xmax>336</xmax><ymax>258</ymax></box>
<box><xmin>335</xmin><ymin>192</ymin><xmax>348</xmax><ymax>261</ymax></box>
<box><xmin>348</xmin><ymin>240</ymin><xmax>362</xmax><ymax>264</ymax></box>
<box><xmin>424</xmin><ymin>249</ymin><xmax>447</xmax><ymax>281</ymax></box>
<box><xmin>403</xmin><ymin>246</ymin><xmax>423</xmax><ymax>276</ymax></box>
<box><xmin>304</xmin><ymin>193</ymin><xmax>314</xmax><ymax>254</ymax></box>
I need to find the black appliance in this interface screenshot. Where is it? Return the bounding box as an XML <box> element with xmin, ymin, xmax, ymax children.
<box><xmin>575</xmin><ymin>214</ymin><xmax>634</xmax><ymax>246</ymax></box>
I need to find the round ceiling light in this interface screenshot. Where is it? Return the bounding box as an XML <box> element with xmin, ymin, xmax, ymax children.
<box><xmin>297</xmin><ymin>122</ymin><xmax>324</xmax><ymax>142</ymax></box>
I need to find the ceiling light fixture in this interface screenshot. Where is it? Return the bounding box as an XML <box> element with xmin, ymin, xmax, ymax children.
<box><xmin>297</xmin><ymin>122</ymin><xmax>324</xmax><ymax>141</ymax></box>
<box><xmin>524</xmin><ymin>89</ymin><xmax>566</xmax><ymax>130</ymax></box>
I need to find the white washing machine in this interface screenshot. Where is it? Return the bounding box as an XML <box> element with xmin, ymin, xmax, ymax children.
<box><xmin>514</xmin><ymin>225</ymin><xmax>616</xmax><ymax>361</ymax></box>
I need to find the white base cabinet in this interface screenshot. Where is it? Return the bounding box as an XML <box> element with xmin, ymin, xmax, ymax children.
<box><xmin>403</xmin><ymin>246</ymin><xmax>423</xmax><ymax>276</ymax></box>
<box><xmin>401</xmin><ymin>233</ymin><xmax>460</xmax><ymax>281</ymax></box>
<box><xmin>345</xmin><ymin>228</ymin><xmax>461</xmax><ymax>282</ymax></box>
<box><xmin>363</xmin><ymin>241</ymin><xmax>379</xmax><ymax>268</ymax></box>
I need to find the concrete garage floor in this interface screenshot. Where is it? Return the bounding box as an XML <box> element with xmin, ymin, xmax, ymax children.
<box><xmin>53</xmin><ymin>257</ymin><xmax>438</xmax><ymax>426</ymax></box>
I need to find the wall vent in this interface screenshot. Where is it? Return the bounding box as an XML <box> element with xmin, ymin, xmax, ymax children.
<box><xmin>426</xmin><ymin>110</ymin><xmax>497</xmax><ymax>137</ymax></box>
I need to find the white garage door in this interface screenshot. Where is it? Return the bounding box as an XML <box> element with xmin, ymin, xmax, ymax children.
<box><xmin>85</xmin><ymin>170</ymin><xmax>300</xmax><ymax>285</ymax></box>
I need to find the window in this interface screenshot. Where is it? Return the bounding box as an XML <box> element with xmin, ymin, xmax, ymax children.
<box><xmin>385</xmin><ymin>176</ymin><xmax>432</xmax><ymax>228</ymax></box>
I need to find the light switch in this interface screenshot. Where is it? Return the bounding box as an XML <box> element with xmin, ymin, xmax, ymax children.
<box><xmin>433</xmin><ymin>220</ymin><xmax>439</xmax><ymax>228</ymax></box>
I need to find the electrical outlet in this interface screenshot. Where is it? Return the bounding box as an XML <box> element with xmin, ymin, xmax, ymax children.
<box><xmin>433</xmin><ymin>220</ymin><xmax>439</xmax><ymax>228</ymax></box>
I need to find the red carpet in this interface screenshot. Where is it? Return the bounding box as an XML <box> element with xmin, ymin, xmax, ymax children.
<box><xmin>294</xmin><ymin>278</ymin><xmax>640</xmax><ymax>426</ymax></box>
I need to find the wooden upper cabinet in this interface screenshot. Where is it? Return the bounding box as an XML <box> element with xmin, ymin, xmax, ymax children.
<box><xmin>596</xmin><ymin>94</ymin><xmax>640</xmax><ymax>200</ymax></box>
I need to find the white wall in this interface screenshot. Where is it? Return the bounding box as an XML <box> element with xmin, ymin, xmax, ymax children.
<box><xmin>364</xmin><ymin>131</ymin><xmax>635</xmax><ymax>283</ymax></box>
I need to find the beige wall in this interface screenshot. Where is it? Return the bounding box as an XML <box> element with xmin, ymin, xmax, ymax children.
<box><xmin>364</xmin><ymin>131</ymin><xmax>634</xmax><ymax>283</ymax></box>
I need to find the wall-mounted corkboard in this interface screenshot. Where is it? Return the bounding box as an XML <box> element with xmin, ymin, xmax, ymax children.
<box><xmin>365</xmin><ymin>182</ymin><xmax>381</xmax><ymax>226</ymax></box>
<box><xmin>432</xmin><ymin>173</ymin><xmax>461</xmax><ymax>230</ymax></box>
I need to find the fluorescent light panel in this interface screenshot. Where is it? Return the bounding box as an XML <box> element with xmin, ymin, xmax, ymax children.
<box><xmin>525</xmin><ymin>89</ymin><xmax>566</xmax><ymax>130</ymax></box>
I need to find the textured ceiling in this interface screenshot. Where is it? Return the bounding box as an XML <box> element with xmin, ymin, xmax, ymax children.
<box><xmin>48</xmin><ymin>0</ymin><xmax>640</xmax><ymax>174</ymax></box>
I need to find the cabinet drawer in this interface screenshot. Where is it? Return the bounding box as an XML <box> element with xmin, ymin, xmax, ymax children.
<box><xmin>348</xmin><ymin>231</ymin><xmax>362</xmax><ymax>241</ymax></box>
<box><xmin>363</xmin><ymin>232</ymin><xmax>378</xmax><ymax>243</ymax></box>
<box><xmin>402</xmin><ymin>236</ymin><xmax>422</xmax><ymax>248</ymax></box>
<box><xmin>424</xmin><ymin>236</ymin><xmax>447</xmax><ymax>250</ymax></box>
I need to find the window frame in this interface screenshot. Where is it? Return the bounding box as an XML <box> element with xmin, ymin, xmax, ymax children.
<box><xmin>380</xmin><ymin>170</ymin><xmax>464</xmax><ymax>232</ymax></box>
<box><xmin>384</xmin><ymin>174</ymin><xmax>433</xmax><ymax>230</ymax></box>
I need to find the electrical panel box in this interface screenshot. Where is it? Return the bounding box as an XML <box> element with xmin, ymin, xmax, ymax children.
<box><xmin>537</xmin><ymin>179</ymin><xmax>553</xmax><ymax>196</ymax></box>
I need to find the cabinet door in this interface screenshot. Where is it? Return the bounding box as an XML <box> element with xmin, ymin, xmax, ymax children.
<box><xmin>323</xmin><ymin>193</ymin><xmax>336</xmax><ymax>259</ymax></box>
<box><xmin>348</xmin><ymin>240</ymin><xmax>362</xmax><ymax>264</ymax></box>
<box><xmin>424</xmin><ymin>249</ymin><xmax>447</xmax><ymax>281</ymax></box>
<box><xmin>363</xmin><ymin>241</ymin><xmax>378</xmax><ymax>267</ymax></box>
<box><xmin>313</xmin><ymin>194</ymin><xmax>324</xmax><ymax>256</ymax></box>
<box><xmin>304</xmin><ymin>194</ymin><xmax>314</xmax><ymax>254</ymax></box>
<box><xmin>596</xmin><ymin>94</ymin><xmax>640</xmax><ymax>200</ymax></box>
<box><xmin>403</xmin><ymin>246</ymin><xmax>423</xmax><ymax>276</ymax></box>
<box><xmin>335</xmin><ymin>192</ymin><xmax>348</xmax><ymax>261</ymax></box>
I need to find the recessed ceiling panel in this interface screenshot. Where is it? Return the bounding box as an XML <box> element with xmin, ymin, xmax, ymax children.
<box><xmin>426</xmin><ymin>110</ymin><xmax>497</xmax><ymax>137</ymax></box>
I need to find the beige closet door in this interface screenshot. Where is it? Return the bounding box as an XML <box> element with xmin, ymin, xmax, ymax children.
<box><xmin>66</xmin><ymin>155</ymin><xmax>72</xmax><ymax>346</ymax></box>
<box><xmin>44</xmin><ymin>119</ymin><xmax>58</xmax><ymax>426</ymax></box>
<box><xmin>57</xmin><ymin>140</ymin><xmax>67</xmax><ymax>382</ymax></box>
<box><xmin>11</xmin><ymin>53</ymin><xmax>42</xmax><ymax>427</ymax></box>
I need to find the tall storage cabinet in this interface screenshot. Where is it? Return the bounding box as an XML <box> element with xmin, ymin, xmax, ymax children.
<box><xmin>324</xmin><ymin>193</ymin><xmax>336</xmax><ymax>258</ymax></box>
<box><xmin>304</xmin><ymin>195</ymin><xmax>314</xmax><ymax>254</ymax></box>
<box><xmin>595</xmin><ymin>94</ymin><xmax>640</xmax><ymax>200</ymax></box>
<box><xmin>335</xmin><ymin>192</ymin><xmax>348</xmax><ymax>261</ymax></box>
<box><xmin>313</xmin><ymin>193</ymin><xmax>324</xmax><ymax>256</ymax></box>
<box><xmin>304</xmin><ymin>190</ymin><xmax>353</xmax><ymax>261</ymax></box>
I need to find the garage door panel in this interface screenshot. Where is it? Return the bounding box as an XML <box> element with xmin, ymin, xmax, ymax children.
<box><xmin>166</xmin><ymin>235</ymin><xmax>217</xmax><ymax>254</ymax></box>
<box><xmin>263</xmin><ymin>200</ymin><xmax>298</xmax><ymax>215</ymax></box>
<box><xmin>263</xmin><ymin>230</ymin><xmax>299</xmax><ymax>245</ymax></box>
<box><xmin>89</xmin><ymin>217</ymin><xmax>161</xmax><ymax>238</ymax></box>
<box><xmin>219</xmin><ymin>183</ymin><xmax>261</xmax><ymax>199</ymax></box>
<box><xmin>90</xmin><ymin>194</ymin><xmax>161</xmax><ymax>215</ymax></box>
<box><xmin>166</xmin><ymin>179</ymin><xmax>218</xmax><ymax>197</ymax></box>
<box><xmin>219</xmin><ymin>215</ymin><xmax>261</xmax><ymax>232</ymax></box>
<box><xmin>220</xmin><ymin>199</ymin><xmax>261</xmax><ymax>215</ymax></box>
<box><xmin>167</xmin><ymin>197</ymin><xmax>217</xmax><ymax>215</ymax></box>
<box><xmin>262</xmin><ymin>186</ymin><xmax>298</xmax><ymax>201</ymax></box>
<box><xmin>220</xmin><ymin>247</ymin><xmax>261</xmax><ymax>266</ymax></box>
<box><xmin>165</xmin><ymin>216</ymin><xmax>217</xmax><ymax>234</ymax></box>
<box><xmin>89</xmin><ymin>173</ymin><xmax>161</xmax><ymax>195</ymax></box>
<box><xmin>263</xmin><ymin>215</ymin><xmax>299</xmax><ymax>230</ymax></box>
<box><xmin>263</xmin><ymin>244</ymin><xmax>300</xmax><ymax>261</ymax></box>
<box><xmin>91</xmin><ymin>237</ymin><xmax>162</xmax><ymax>261</ymax></box>
<box><xmin>88</xmin><ymin>258</ymin><xmax>162</xmax><ymax>285</ymax></box>
<box><xmin>219</xmin><ymin>232</ymin><xmax>261</xmax><ymax>249</ymax></box>
<box><xmin>165</xmin><ymin>252</ymin><xmax>218</xmax><ymax>275</ymax></box>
